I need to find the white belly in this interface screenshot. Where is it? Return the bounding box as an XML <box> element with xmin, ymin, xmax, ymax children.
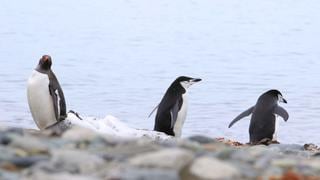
<box><xmin>272</xmin><ymin>115</ymin><xmax>279</xmax><ymax>141</ymax></box>
<box><xmin>27</xmin><ymin>70</ymin><xmax>56</xmax><ymax>130</ymax></box>
<box><xmin>174</xmin><ymin>93</ymin><xmax>188</xmax><ymax>137</ymax></box>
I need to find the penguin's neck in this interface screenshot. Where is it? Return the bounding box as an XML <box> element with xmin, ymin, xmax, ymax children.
<box><xmin>35</xmin><ymin>66</ymin><xmax>50</xmax><ymax>74</ymax></box>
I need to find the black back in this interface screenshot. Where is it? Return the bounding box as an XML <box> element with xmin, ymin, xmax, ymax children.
<box><xmin>249</xmin><ymin>90</ymin><xmax>280</xmax><ymax>143</ymax></box>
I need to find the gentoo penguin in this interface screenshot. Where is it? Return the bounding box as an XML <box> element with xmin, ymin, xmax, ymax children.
<box><xmin>27</xmin><ymin>55</ymin><xmax>67</xmax><ymax>130</ymax></box>
<box><xmin>228</xmin><ymin>89</ymin><xmax>289</xmax><ymax>145</ymax></box>
<box><xmin>150</xmin><ymin>76</ymin><xmax>201</xmax><ymax>137</ymax></box>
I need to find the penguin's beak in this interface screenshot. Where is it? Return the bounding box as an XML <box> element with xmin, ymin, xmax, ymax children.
<box><xmin>191</xmin><ymin>78</ymin><xmax>202</xmax><ymax>83</ymax></box>
<box><xmin>279</xmin><ymin>95</ymin><xmax>287</xmax><ymax>104</ymax></box>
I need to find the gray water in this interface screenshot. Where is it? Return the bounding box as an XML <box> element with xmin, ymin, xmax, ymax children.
<box><xmin>1</xmin><ymin>0</ymin><xmax>320</xmax><ymax>144</ymax></box>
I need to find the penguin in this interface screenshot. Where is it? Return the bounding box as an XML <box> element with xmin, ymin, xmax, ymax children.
<box><xmin>150</xmin><ymin>76</ymin><xmax>201</xmax><ymax>137</ymax></box>
<box><xmin>27</xmin><ymin>55</ymin><xmax>67</xmax><ymax>130</ymax></box>
<box><xmin>228</xmin><ymin>89</ymin><xmax>289</xmax><ymax>145</ymax></box>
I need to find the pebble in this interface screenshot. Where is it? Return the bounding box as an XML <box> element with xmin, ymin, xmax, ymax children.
<box><xmin>108</xmin><ymin>167</ymin><xmax>179</xmax><ymax>180</ymax></box>
<box><xmin>189</xmin><ymin>157</ymin><xmax>241</xmax><ymax>179</ymax></box>
<box><xmin>129</xmin><ymin>148</ymin><xmax>194</xmax><ymax>171</ymax></box>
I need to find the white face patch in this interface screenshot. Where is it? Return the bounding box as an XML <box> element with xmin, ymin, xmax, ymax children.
<box><xmin>180</xmin><ymin>81</ymin><xmax>195</xmax><ymax>89</ymax></box>
<box><xmin>278</xmin><ymin>94</ymin><xmax>285</xmax><ymax>103</ymax></box>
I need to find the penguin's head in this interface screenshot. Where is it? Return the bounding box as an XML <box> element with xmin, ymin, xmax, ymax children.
<box><xmin>176</xmin><ymin>76</ymin><xmax>202</xmax><ymax>90</ymax></box>
<box><xmin>37</xmin><ymin>55</ymin><xmax>52</xmax><ymax>71</ymax></box>
<box><xmin>266</xmin><ymin>89</ymin><xmax>287</xmax><ymax>104</ymax></box>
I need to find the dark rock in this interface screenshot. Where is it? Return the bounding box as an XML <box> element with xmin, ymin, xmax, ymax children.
<box><xmin>188</xmin><ymin>135</ymin><xmax>217</xmax><ymax>144</ymax></box>
<box><xmin>10</xmin><ymin>155</ymin><xmax>49</xmax><ymax>168</ymax></box>
<box><xmin>304</xmin><ymin>143</ymin><xmax>320</xmax><ymax>152</ymax></box>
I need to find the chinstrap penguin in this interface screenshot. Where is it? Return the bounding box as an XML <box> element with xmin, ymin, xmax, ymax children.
<box><xmin>228</xmin><ymin>89</ymin><xmax>289</xmax><ymax>145</ymax></box>
<box><xmin>27</xmin><ymin>55</ymin><xmax>67</xmax><ymax>130</ymax></box>
<box><xmin>151</xmin><ymin>76</ymin><xmax>201</xmax><ymax>137</ymax></box>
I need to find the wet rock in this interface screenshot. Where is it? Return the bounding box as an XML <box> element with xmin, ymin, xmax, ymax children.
<box><xmin>129</xmin><ymin>148</ymin><xmax>194</xmax><ymax>171</ymax></box>
<box><xmin>189</xmin><ymin>157</ymin><xmax>241</xmax><ymax>179</ymax></box>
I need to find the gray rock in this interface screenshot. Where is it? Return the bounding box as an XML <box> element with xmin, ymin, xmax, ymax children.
<box><xmin>189</xmin><ymin>157</ymin><xmax>241</xmax><ymax>179</ymax></box>
<box><xmin>188</xmin><ymin>135</ymin><xmax>217</xmax><ymax>144</ymax></box>
<box><xmin>271</xmin><ymin>158</ymin><xmax>298</xmax><ymax>168</ymax></box>
<box><xmin>268</xmin><ymin>144</ymin><xmax>306</xmax><ymax>155</ymax></box>
<box><xmin>50</xmin><ymin>149</ymin><xmax>105</xmax><ymax>174</ymax></box>
<box><xmin>10</xmin><ymin>155</ymin><xmax>49</xmax><ymax>168</ymax></box>
<box><xmin>22</xmin><ymin>171</ymin><xmax>99</xmax><ymax>180</ymax></box>
<box><xmin>0</xmin><ymin>169</ymin><xmax>20</xmax><ymax>180</ymax></box>
<box><xmin>0</xmin><ymin>146</ymin><xmax>16</xmax><ymax>161</ymax></box>
<box><xmin>9</xmin><ymin>136</ymin><xmax>49</xmax><ymax>154</ymax></box>
<box><xmin>0</xmin><ymin>133</ymin><xmax>11</xmax><ymax>145</ymax></box>
<box><xmin>104</xmin><ymin>140</ymin><xmax>162</xmax><ymax>159</ymax></box>
<box><xmin>108</xmin><ymin>167</ymin><xmax>179</xmax><ymax>180</ymax></box>
<box><xmin>129</xmin><ymin>148</ymin><xmax>194</xmax><ymax>171</ymax></box>
<box><xmin>231</xmin><ymin>145</ymin><xmax>275</xmax><ymax>163</ymax></box>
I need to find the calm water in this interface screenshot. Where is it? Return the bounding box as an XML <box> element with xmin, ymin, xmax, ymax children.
<box><xmin>1</xmin><ymin>0</ymin><xmax>320</xmax><ymax>144</ymax></box>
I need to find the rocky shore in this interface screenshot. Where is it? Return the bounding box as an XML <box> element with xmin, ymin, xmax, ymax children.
<box><xmin>0</xmin><ymin>126</ymin><xmax>320</xmax><ymax>180</ymax></box>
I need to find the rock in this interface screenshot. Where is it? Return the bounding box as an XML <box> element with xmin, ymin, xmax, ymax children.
<box><xmin>188</xmin><ymin>135</ymin><xmax>217</xmax><ymax>144</ymax></box>
<box><xmin>0</xmin><ymin>133</ymin><xmax>12</xmax><ymax>145</ymax></box>
<box><xmin>269</xmin><ymin>144</ymin><xmax>304</xmax><ymax>152</ymax></box>
<box><xmin>22</xmin><ymin>171</ymin><xmax>99</xmax><ymax>180</ymax></box>
<box><xmin>271</xmin><ymin>158</ymin><xmax>298</xmax><ymax>168</ymax></box>
<box><xmin>0</xmin><ymin>169</ymin><xmax>20</xmax><ymax>180</ymax></box>
<box><xmin>189</xmin><ymin>157</ymin><xmax>241</xmax><ymax>179</ymax></box>
<box><xmin>108</xmin><ymin>167</ymin><xmax>179</xmax><ymax>180</ymax></box>
<box><xmin>0</xmin><ymin>146</ymin><xmax>16</xmax><ymax>161</ymax></box>
<box><xmin>104</xmin><ymin>140</ymin><xmax>162</xmax><ymax>159</ymax></box>
<box><xmin>50</xmin><ymin>150</ymin><xmax>105</xmax><ymax>174</ymax></box>
<box><xmin>231</xmin><ymin>146</ymin><xmax>270</xmax><ymax>163</ymax></box>
<box><xmin>129</xmin><ymin>148</ymin><xmax>194</xmax><ymax>171</ymax></box>
<box><xmin>304</xmin><ymin>159</ymin><xmax>320</xmax><ymax>171</ymax></box>
<box><xmin>9</xmin><ymin>136</ymin><xmax>49</xmax><ymax>154</ymax></box>
<box><xmin>10</xmin><ymin>155</ymin><xmax>49</xmax><ymax>168</ymax></box>
<box><xmin>62</xmin><ymin>126</ymin><xmax>98</xmax><ymax>142</ymax></box>
<box><xmin>304</xmin><ymin>143</ymin><xmax>320</xmax><ymax>152</ymax></box>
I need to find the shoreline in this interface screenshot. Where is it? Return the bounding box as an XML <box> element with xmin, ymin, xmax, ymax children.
<box><xmin>0</xmin><ymin>126</ymin><xmax>320</xmax><ymax>179</ymax></box>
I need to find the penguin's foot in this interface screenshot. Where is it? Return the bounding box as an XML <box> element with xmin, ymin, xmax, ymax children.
<box><xmin>250</xmin><ymin>138</ymin><xmax>274</xmax><ymax>146</ymax></box>
<box><xmin>44</xmin><ymin>120</ymin><xmax>72</xmax><ymax>136</ymax></box>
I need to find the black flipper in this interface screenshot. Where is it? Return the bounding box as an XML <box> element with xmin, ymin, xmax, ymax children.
<box><xmin>170</xmin><ymin>99</ymin><xmax>182</xmax><ymax>128</ymax></box>
<box><xmin>228</xmin><ymin>106</ymin><xmax>255</xmax><ymax>128</ymax></box>
<box><xmin>48</xmin><ymin>71</ymin><xmax>67</xmax><ymax>121</ymax></box>
<box><xmin>49</xmin><ymin>84</ymin><xmax>59</xmax><ymax>121</ymax></box>
<box><xmin>148</xmin><ymin>104</ymin><xmax>159</xmax><ymax>118</ymax></box>
<box><xmin>274</xmin><ymin>106</ymin><xmax>289</xmax><ymax>121</ymax></box>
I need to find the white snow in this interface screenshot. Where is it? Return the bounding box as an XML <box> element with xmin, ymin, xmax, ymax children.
<box><xmin>66</xmin><ymin>112</ymin><xmax>173</xmax><ymax>141</ymax></box>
